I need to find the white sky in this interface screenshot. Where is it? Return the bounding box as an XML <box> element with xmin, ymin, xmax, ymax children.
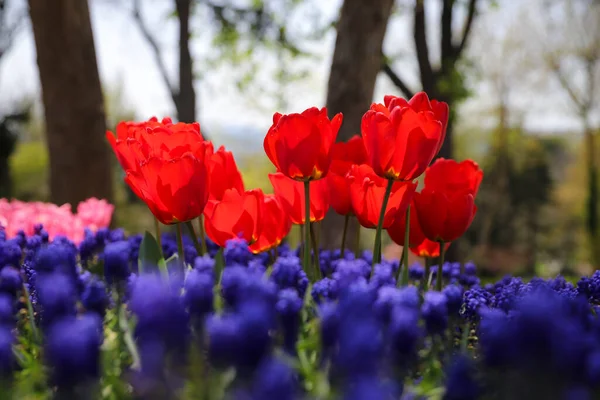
<box><xmin>0</xmin><ymin>0</ymin><xmax>589</xmax><ymax>143</ymax></box>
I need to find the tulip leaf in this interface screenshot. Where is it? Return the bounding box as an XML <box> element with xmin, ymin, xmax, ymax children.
<box><xmin>138</xmin><ymin>231</ymin><xmax>167</xmax><ymax>276</ymax></box>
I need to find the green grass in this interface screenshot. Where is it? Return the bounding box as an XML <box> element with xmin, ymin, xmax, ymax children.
<box><xmin>10</xmin><ymin>141</ymin><xmax>49</xmax><ymax>201</ymax></box>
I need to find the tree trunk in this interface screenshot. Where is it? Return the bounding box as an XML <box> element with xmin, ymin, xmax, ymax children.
<box><xmin>175</xmin><ymin>0</ymin><xmax>196</xmax><ymax>123</ymax></box>
<box><xmin>321</xmin><ymin>0</ymin><xmax>395</xmax><ymax>249</ymax></box>
<box><xmin>584</xmin><ymin>119</ymin><xmax>600</xmax><ymax>267</ymax></box>
<box><xmin>28</xmin><ymin>0</ymin><xmax>113</xmax><ymax>208</ymax></box>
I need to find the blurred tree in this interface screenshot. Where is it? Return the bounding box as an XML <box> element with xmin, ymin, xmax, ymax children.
<box><xmin>28</xmin><ymin>0</ymin><xmax>113</xmax><ymax>207</ymax></box>
<box><xmin>320</xmin><ymin>0</ymin><xmax>395</xmax><ymax>249</ymax></box>
<box><xmin>0</xmin><ymin>0</ymin><xmax>29</xmax><ymax>198</ymax></box>
<box><xmin>534</xmin><ymin>0</ymin><xmax>600</xmax><ymax>267</ymax></box>
<box><xmin>381</xmin><ymin>0</ymin><xmax>482</xmax><ymax>160</ymax></box>
<box><xmin>132</xmin><ymin>0</ymin><xmax>196</xmax><ymax>123</ymax></box>
<box><xmin>129</xmin><ymin>0</ymin><xmax>310</xmax><ymax>127</ymax></box>
<box><xmin>466</xmin><ymin>8</ymin><xmax>535</xmax><ymax>264</ymax></box>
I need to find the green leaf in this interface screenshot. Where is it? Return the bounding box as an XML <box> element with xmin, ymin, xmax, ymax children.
<box><xmin>137</xmin><ymin>231</ymin><xmax>168</xmax><ymax>278</ymax></box>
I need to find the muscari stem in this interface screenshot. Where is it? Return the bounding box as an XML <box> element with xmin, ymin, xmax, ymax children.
<box><xmin>185</xmin><ymin>221</ymin><xmax>203</xmax><ymax>257</ymax></box>
<box><xmin>400</xmin><ymin>205</ymin><xmax>411</xmax><ymax>287</ymax></box>
<box><xmin>303</xmin><ymin>181</ymin><xmax>312</xmax><ymax>281</ymax></box>
<box><xmin>310</xmin><ymin>222</ymin><xmax>321</xmax><ymax>280</ymax></box>
<box><xmin>372</xmin><ymin>179</ymin><xmax>394</xmax><ymax>269</ymax></box>
<box><xmin>340</xmin><ymin>214</ymin><xmax>350</xmax><ymax>256</ymax></box>
<box><xmin>436</xmin><ymin>241</ymin><xmax>446</xmax><ymax>291</ymax></box>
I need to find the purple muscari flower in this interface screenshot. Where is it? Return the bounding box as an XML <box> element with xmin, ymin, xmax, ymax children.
<box><xmin>578</xmin><ymin>271</ymin><xmax>600</xmax><ymax>303</ymax></box>
<box><xmin>34</xmin><ymin>242</ymin><xmax>78</xmax><ymax>280</ymax></box>
<box><xmin>250</xmin><ymin>357</ymin><xmax>297</xmax><ymax>400</ymax></box>
<box><xmin>0</xmin><ymin>266</ymin><xmax>22</xmax><ymax>297</ymax></box>
<box><xmin>0</xmin><ymin>227</ymin><xmax>5</xmax><ymax>242</ymax></box>
<box><xmin>0</xmin><ymin>327</ymin><xmax>14</xmax><ymax>378</ymax></box>
<box><xmin>127</xmin><ymin>234</ymin><xmax>143</xmax><ymax>265</ymax></box>
<box><xmin>26</xmin><ymin>235</ymin><xmax>43</xmax><ymax>252</ymax></box>
<box><xmin>247</xmin><ymin>259</ymin><xmax>267</xmax><ymax>275</ymax></box>
<box><xmin>389</xmin><ymin>306</ymin><xmax>421</xmax><ymax>360</ymax></box>
<box><xmin>464</xmin><ymin>262</ymin><xmax>476</xmax><ymax>276</ymax></box>
<box><xmin>14</xmin><ymin>231</ymin><xmax>26</xmax><ymax>247</ymax></box>
<box><xmin>586</xmin><ymin>351</ymin><xmax>600</xmax><ymax>385</ymax></box>
<box><xmin>374</xmin><ymin>286</ymin><xmax>419</xmax><ymax>325</ymax></box>
<box><xmin>478</xmin><ymin>308</ymin><xmax>516</xmax><ymax>367</ymax></box>
<box><xmin>369</xmin><ymin>263</ymin><xmax>395</xmax><ymax>290</ymax></box>
<box><xmin>45</xmin><ymin>315</ymin><xmax>103</xmax><ymax>388</ymax></box>
<box><xmin>37</xmin><ymin>273</ymin><xmax>77</xmax><ymax>328</ymax></box>
<box><xmin>276</xmin><ymin>288</ymin><xmax>302</xmax><ymax>355</ymax></box>
<box><xmin>206</xmin><ymin>314</ymin><xmax>241</xmax><ymax>368</ymax></box>
<box><xmin>193</xmin><ymin>255</ymin><xmax>215</xmax><ymax>278</ymax></box>
<box><xmin>319</xmin><ymin>302</ymin><xmax>339</xmax><ymax>359</ymax></box>
<box><xmin>184</xmin><ymin>244</ymin><xmax>198</xmax><ymax>266</ymax></box>
<box><xmin>361</xmin><ymin>250</ymin><xmax>373</xmax><ymax>265</ymax></box>
<box><xmin>78</xmin><ymin>231</ymin><xmax>98</xmax><ymax>263</ymax></box>
<box><xmin>443</xmin><ymin>355</ymin><xmax>479</xmax><ymax>400</ymax></box>
<box><xmin>129</xmin><ymin>275</ymin><xmax>190</xmax><ymax>359</ymax></box>
<box><xmin>224</xmin><ymin>238</ymin><xmax>252</xmax><ymax>266</ymax></box>
<box><xmin>0</xmin><ymin>239</ymin><xmax>21</xmax><ymax>269</ymax></box>
<box><xmin>336</xmin><ymin>283</ymin><xmax>382</xmax><ymax>377</ymax></box>
<box><xmin>270</xmin><ymin>256</ymin><xmax>309</xmax><ymax>297</ymax></box>
<box><xmin>336</xmin><ymin>314</ymin><xmax>383</xmax><ymax>377</ymax></box>
<box><xmin>408</xmin><ymin>263</ymin><xmax>424</xmax><ymax>281</ymax></box>
<box><xmin>108</xmin><ymin>228</ymin><xmax>126</xmax><ymax>243</ymax></box>
<box><xmin>462</xmin><ymin>286</ymin><xmax>491</xmax><ymax>320</ymax></box>
<box><xmin>221</xmin><ymin>266</ymin><xmax>276</xmax><ymax>309</ymax></box>
<box><xmin>81</xmin><ymin>279</ymin><xmax>109</xmax><ymax>318</ymax></box>
<box><xmin>311</xmin><ymin>277</ymin><xmax>339</xmax><ymax>304</ymax></box>
<box><xmin>343</xmin><ymin>376</ymin><xmax>397</xmax><ymax>400</ymax></box>
<box><xmin>332</xmin><ymin>259</ymin><xmax>371</xmax><ymax>289</ymax></box>
<box><xmin>443</xmin><ymin>284</ymin><xmax>463</xmax><ymax>316</ymax></box>
<box><xmin>184</xmin><ymin>269</ymin><xmax>214</xmax><ymax>320</ymax></box>
<box><xmin>102</xmin><ymin>241</ymin><xmax>131</xmax><ymax>285</ymax></box>
<box><xmin>490</xmin><ymin>278</ymin><xmax>523</xmax><ymax>312</ymax></box>
<box><xmin>236</xmin><ymin>299</ymin><xmax>276</xmax><ymax>371</ymax></box>
<box><xmin>562</xmin><ymin>386</ymin><xmax>591</xmax><ymax>400</ymax></box>
<box><xmin>0</xmin><ymin>294</ymin><xmax>14</xmax><ymax>326</ymax></box>
<box><xmin>94</xmin><ymin>228</ymin><xmax>110</xmax><ymax>247</ymax></box>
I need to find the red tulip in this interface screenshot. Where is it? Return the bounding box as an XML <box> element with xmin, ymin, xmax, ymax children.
<box><xmin>205</xmin><ymin>143</ymin><xmax>245</xmax><ymax>201</ymax></box>
<box><xmin>413</xmin><ymin>189</ymin><xmax>477</xmax><ymax>243</ymax></box>
<box><xmin>203</xmin><ymin>188</ymin><xmax>263</xmax><ymax>248</ymax></box>
<box><xmin>264</xmin><ymin>107</ymin><xmax>343</xmax><ymax>181</ymax></box>
<box><xmin>387</xmin><ymin>200</ymin><xmax>426</xmax><ymax>248</ymax></box>
<box><xmin>361</xmin><ymin>92</ymin><xmax>446</xmax><ymax>181</ymax></box>
<box><xmin>347</xmin><ymin>164</ymin><xmax>416</xmax><ymax>229</ymax></box>
<box><xmin>269</xmin><ymin>172</ymin><xmax>330</xmax><ymax>224</ymax></box>
<box><xmin>327</xmin><ymin>135</ymin><xmax>368</xmax><ymax>216</ymax></box>
<box><xmin>249</xmin><ymin>194</ymin><xmax>292</xmax><ymax>254</ymax></box>
<box><xmin>424</xmin><ymin>158</ymin><xmax>483</xmax><ymax>196</ymax></box>
<box><xmin>107</xmin><ymin>117</ymin><xmax>209</xmax><ymax>224</ymax></box>
<box><xmin>384</xmin><ymin>93</ymin><xmax>449</xmax><ymax>154</ymax></box>
<box><xmin>388</xmin><ymin>199</ymin><xmax>452</xmax><ymax>258</ymax></box>
<box><xmin>411</xmin><ymin>239</ymin><xmax>451</xmax><ymax>258</ymax></box>
<box><xmin>107</xmin><ymin>117</ymin><xmax>203</xmax><ymax>172</ymax></box>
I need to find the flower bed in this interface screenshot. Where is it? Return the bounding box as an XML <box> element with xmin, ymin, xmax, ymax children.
<box><xmin>0</xmin><ymin>92</ymin><xmax>595</xmax><ymax>399</ymax></box>
<box><xmin>0</xmin><ymin>229</ymin><xmax>599</xmax><ymax>399</ymax></box>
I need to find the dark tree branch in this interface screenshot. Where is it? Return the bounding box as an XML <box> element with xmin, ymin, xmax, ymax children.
<box><xmin>131</xmin><ymin>0</ymin><xmax>177</xmax><ymax>103</ymax></box>
<box><xmin>455</xmin><ymin>0</ymin><xmax>478</xmax><ymax>57</ymax></box>
<box><xmin>441</xmin><ymin>0</ymin><xmax>454</xmax><ymax>63</ymax></box>
<box><xmin>413</xmin><ymin>0</ymin><xmax>435</xmax><ymax>93</ymax></box>
<box><xmin>381</xmin><ymin>61</ymin><xmax>415</xmax><ymax>98</ymax></box>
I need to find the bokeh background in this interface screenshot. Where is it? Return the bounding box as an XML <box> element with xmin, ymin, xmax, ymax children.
<box><xmin>0</xmin><ymin>0</ymin><xmax>598</xmax><ymax>278</ymax></box>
